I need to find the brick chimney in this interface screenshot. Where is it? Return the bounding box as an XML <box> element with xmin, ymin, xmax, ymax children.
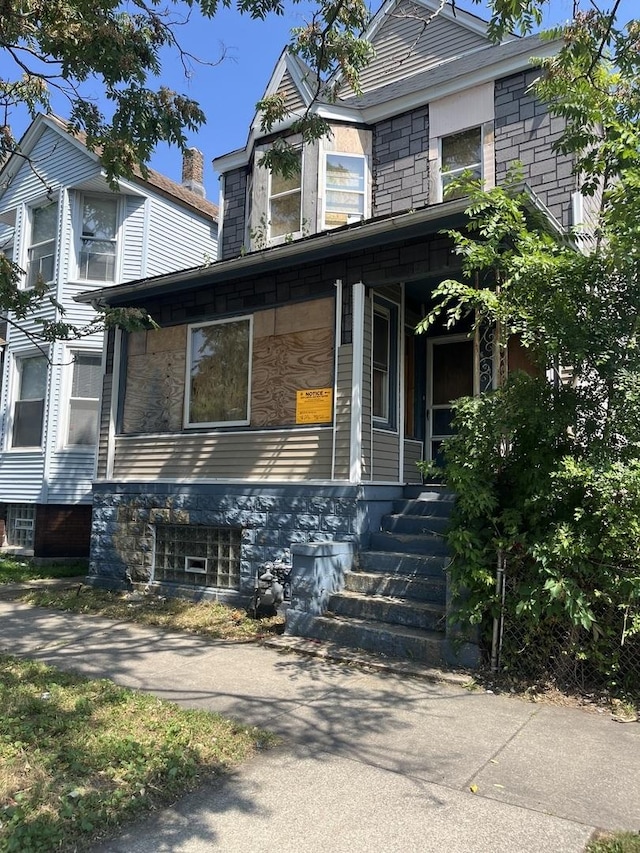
<box><xmin>182</xmin><ymin>147</ymin><xmax>206</xmax><ymax>198</ymax></box>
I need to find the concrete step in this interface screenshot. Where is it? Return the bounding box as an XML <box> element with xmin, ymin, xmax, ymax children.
<box><xmin>381</xmin><ymin>513</ymin><xmax>450</xmax><ymax>536</ymax></box>
<box><xmin>356</xmin><ymin>550</ymin><xmax>449</xmax><ymax>577</ymax></box>
<box><xmin>343</xmin><ymin>570</ymin><xmax>446</xmax><ymax>604</ymax></box>
<box><xmin>369</xmin><ymin>531</ymin><xmax>449</xmax><ymax>556</ymax></box>
<box><xmin>292</xmin><ymin>613</ymin><xmax>450</xmax><ymax>666</ymax></box>
<box><xmin>392</xmin><ymin>498</ymin><xmax>455</xmax><ymax>518</ymax></box>
<box><xmin>328</xmin><ymin>590</ymin><xmax>446</xmax><ymax>632</ymax></box>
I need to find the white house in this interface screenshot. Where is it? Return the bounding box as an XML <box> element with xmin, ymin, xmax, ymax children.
<box><xmin>0</xmin><ymin>114</ymin><xmax>218</xmax><ymax>558</ymax></box>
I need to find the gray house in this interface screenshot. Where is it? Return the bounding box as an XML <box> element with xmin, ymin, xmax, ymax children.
<box><xmin>81</xmin><ymin>0</ymin><xmax>581</xmax><ymax>665</ymax></box>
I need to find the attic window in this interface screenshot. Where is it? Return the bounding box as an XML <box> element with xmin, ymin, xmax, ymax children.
<box><xmin>269</xmin><ymin>151</ymin><xmax>302</xmax><ymax>239</ymax></box>
<box><xmin>441</xmin><ymin>127</ymin><xmax>482</xmax><ymax>199</ymax></box>
<box><xmin>324</xmin><ymin>153</ymin><xmax>365</xmax><ymax>229</ymax></box>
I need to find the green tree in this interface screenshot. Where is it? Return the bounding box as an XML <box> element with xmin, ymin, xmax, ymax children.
<box><xmin>418</xmin><ymin>6</ymin><xmax>640</xmax><ymax>688</ymax></box>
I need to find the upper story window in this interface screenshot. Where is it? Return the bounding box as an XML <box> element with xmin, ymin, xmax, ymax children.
<box><xmin>79</xmin><ymin>196</ymin><xmax>118</xmax><ymax>281</ymax></box>
<box><xmin>185</xmin><ymin>317</ymin><xmax>252</xmax><ymax>428</ymax></box>
<box><xmin>12</xmin><ymin>354</ymin><xmax>48</xmax><ymax>448</ymax></box>
<box><xmin>269</xmin><ymin>152</ymin><xmax>302</xmax><ymax>240</ymax></box>
<box><xmin>67</xmin><ymin>352</ymin><xmax>102</xmax><ymax>446</ymax></box>
<box><xmin>441</xmin><ymin>127</ymin><xmax>482</xmax><ymax>200</ymax></box>
<box><xmin>26</xmin><ymin>202</ymin><xmax>57</xmax><ymax>289</ymax></box>
<box><xmin>324</xmin><ymin>153</ymin><xmax>366</xmax><ymax>229</ymax></box>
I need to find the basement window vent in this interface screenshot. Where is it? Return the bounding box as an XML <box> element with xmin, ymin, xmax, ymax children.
<box><xmin>6</xmin><ymin>504</ymin><xmax>36</xmax><ymax>549</ymax></box>
<box><xmin>154</xmin><ymin>525</ymin><xmax>241</xmax><ymax>589</ymax></box>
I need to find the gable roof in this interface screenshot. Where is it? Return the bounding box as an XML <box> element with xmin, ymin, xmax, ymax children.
<box><xmin>0</xmin><ymin>114</ymin><xmax>218</xmax><ymax>222</ymax></box>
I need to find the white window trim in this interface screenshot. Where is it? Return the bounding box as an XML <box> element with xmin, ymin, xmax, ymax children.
<box><xmin>74</xmin><ymin>193</ymin><xmax>122</xmax><ymax>284</ymax></box>
<box><xmin>59</xmin><ymin>347</ymin><xmax>103</xmax><ymax>451</ymax></box>
<box><xmin>322</xmin><ymin>152</ymin><xmax>368</xmax><ymax>231</ymax></box>
<box><xmin>21</xmin><ymin>196</ymin><xmax>60</xmax><ymax>291</ymax></box>
<box><xmin>184</xmin><ymin>315</ymin><xmax>253</xmax><ymax>429</ymax></box>
<box><xmin>7</xmin><ymin>349</ymin><xmax>50</xmax><ymax>451</ymax></box>
<box><xmin>267</xmin><ymin>152</ymin><xmax>303</xmax><ymax>244</ymax></box>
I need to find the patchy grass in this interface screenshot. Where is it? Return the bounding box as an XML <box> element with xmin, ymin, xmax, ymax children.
<box><xmin>0</xmin><ymin>557</ymin><xmax>84</xmax><ymax>585</ymax></box>
<box><xmin>18</xmin><ymin>587</ymin><xmax>285</xmax><ymax>641</ymax></box>
<box><xmin>587</xmin><ymin>832</ymin><xmax>640</xmax><ymax>853</ymax></box>
<box><xmin>0</xmin><ymin>655</ymin><xmax>275</xmax><ymax>852</ymax></box>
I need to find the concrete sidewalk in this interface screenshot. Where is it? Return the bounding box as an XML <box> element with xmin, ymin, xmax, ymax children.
<box><xmin>1</xmin><ymin>600</ymin><xmax>638</xmax><ymax>853</ymax></box>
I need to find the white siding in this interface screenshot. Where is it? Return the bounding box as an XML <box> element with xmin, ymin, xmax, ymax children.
<box><xmin>144</xmin><ymin>195</ymin><xmax>217</xmax><ymax>277</ymax></box>
<box><xmin>0</xmin><ymin>119</ymin><xmax>219</xmax><ymax>515</ymax></box>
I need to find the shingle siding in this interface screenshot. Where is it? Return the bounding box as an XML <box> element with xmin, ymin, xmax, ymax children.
<box><xmin>372</xmin><ymin>107</ymin><xmax>430</xmax><ymax>217</ymax></box>
<box><xmin>495</xmin><ymin>70</ymin><xmax>575</xmax><ymax>228</ymax></box>
<box><xmin>221</xmin><ymin>167</ymin><xmax>248</xmax><ymax>259</ymax></box>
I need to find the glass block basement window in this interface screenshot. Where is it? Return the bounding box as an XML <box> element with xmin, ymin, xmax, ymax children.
<box><xmin>6</xmin><ymin>504</ymin><xmax>36</xmax><ymax>548</ymax></box>
<box><xmin>154</xmin><ymin>525</ymin><xmax>241</xmax><ymax>589</ymax></box>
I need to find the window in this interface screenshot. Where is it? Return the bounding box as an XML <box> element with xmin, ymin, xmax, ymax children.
<box><xmin>372</xmin><ymin>301</ymin><xmax>398</xmax><ymax>429</ymax></box>
<box><xmin>12</xmin><ymin>354</ymin><xmax>48</xmax><ymax>447</ymax></box>
<box><xmin>441</xmin><ymin>127</ymin><xmax>482</xmax><ymax>199</ymax></box>
<box><xmin>154</xmin><ymin>524</ymin><xmax>241</xmax><ymax>589</ymax></box>
<box><xmin>269</xmin><ymin>152</ymin><xmax>301</xmax><ymax>239</ymax></box>
<box><xmin>67</xmin><ymin>353</ymin><xmax>102</xmax><ymax>446</ymax></box>
<box><xmin>186</xmin><ymin>317</ymin><xmax>252</xmax><ymax>427</ymax></box>
<box><xmin>79</xmin><ymin>196</ymin><xmax>118</xmax><ymax>281</ymax></box>
<box><xmin>324</xmin><ymin>153</ymin><xmax>366</xmax><ymax>229</ymax></box>
<box><xmin>6</xmin><ymin>504</ymin><xmax>36</xmax><ymax>548</ymax></box>
<box><xmin>26</xmin><ymin>202</ymin><xmax>57</xmax><ymax>288</ymax></box>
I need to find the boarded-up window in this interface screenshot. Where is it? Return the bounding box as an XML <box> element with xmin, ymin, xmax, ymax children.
<box><xmin>187</xmin><ymin>317</ymin><xmax>252</xmax><ymax>427</ymax></box>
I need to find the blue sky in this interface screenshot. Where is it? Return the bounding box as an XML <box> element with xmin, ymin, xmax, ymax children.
<box><xmin>1</xmin><ymin>0</ymin><xmax>629</xmax><ymax>202</ymax></box>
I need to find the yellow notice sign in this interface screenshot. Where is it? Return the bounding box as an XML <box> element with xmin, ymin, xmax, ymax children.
<box><xmin>296</xmin><ymin>388</ymin><xmax>333</xmax><ymax>424</ymax></box>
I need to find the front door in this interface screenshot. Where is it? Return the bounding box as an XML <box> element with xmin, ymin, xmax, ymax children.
<box><xmin>426</xmin><ymin>335</ymin><xmax>474</xmax><ymax>462</ymax></box>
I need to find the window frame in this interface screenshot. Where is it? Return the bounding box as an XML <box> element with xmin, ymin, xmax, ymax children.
<box><xmin>322</xmin><ymin>152</ymin><xmax>367</xmax><ymax>230</ymax></box>
<box><xmin>76</xmin><ymin>194</ymin><xmax>120</xmax><ymax>283</ymax></box>
<box><xmin>267</xmin><ymin>150</ymin><xmax>303</xmax><ymax>243</ymax></box>
<box><xmin>63</xmin><ymin>349</ymin><xmax>103</xmax><ymax>449</ymax></box>
<box><xmin>10</xmin><ymin>352</ymin><xmax>49</xmax><ymax>450</ymax></box>
<box><xmin>439</xmin><ymin>126</ymin><xmax>483</xmax><ymax>201</ymax></box>
<box><xmin>24</xmin><ymin>199</ymin><xmax>59</xmax><ymax>290</ymax></box>
<box><xmin>372</xmin><ymin>298</ymin><xmax>399</xmax><ymax>432</ymax></box>
<box><xmin>184</xmin><ymin>315</ymin><xmax>253</xmax><ymax>429</ymax></box>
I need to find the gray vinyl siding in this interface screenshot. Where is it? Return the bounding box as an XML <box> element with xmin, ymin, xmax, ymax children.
<box><xmin>372</xmin><ymin>429</ymin><xmax>400</xmax><ymax>481</ymax></box>
<box><xmin>333</xmin><ymin>342</ymin><xmax>353</xmax><ymax>480</ymax></box>
<box><xmin>111</xmin><ymin>429</ymin><xmax>333</xmax><ymax>481</ymax></box>
<box><xmin>277</xmin><ymin>69</ymin><xmax>307</xmax><ymax>113</ymax></box>
<box><xmin>403</xmin><ymin>438</ymin><xmax>423</xmax><ymax>483</ymax></box>
<box><xmin>340</xmin><ymin>3</ymin><xmax>489</xmax><ymax>99</ymax></box>
<box><xmin>495</xmin><ymin>69</ymin><xmax>575</xmax><ymax>229</ymax></box>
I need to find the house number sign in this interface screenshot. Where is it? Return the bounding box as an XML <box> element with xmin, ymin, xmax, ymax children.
<box><xmin>296</xmin><ymin>388</ymin><xmax>333</xmax><ymax>424</ymax></box>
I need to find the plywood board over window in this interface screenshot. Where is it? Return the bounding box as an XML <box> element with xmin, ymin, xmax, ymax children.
<box><xmin>122</xmin><ymin>326</ymin><xmax>187</xmax><ymax>434</ymax></box>
<box><xmin>251</xmin><ymin>297</ymin><xmax>335</xmax><ymax>427</ymax></box>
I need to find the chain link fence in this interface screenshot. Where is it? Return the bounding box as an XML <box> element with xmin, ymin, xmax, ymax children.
<box><xmin>491</xmin><ymin>559</ymin><xmax>640</xmax><ymax>701</ymax></box>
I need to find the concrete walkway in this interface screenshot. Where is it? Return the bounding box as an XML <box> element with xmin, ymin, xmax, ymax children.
<box><xmin>0</xmin><ymin>599</ymin><xmax>638</xmax><ymax>853</ymax></box>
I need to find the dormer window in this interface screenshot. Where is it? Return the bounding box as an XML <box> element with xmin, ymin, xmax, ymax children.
<box><xmin>26</xmin><ymin>201</ymin><xmax>57</xmax><ymax>289</ymax></box>
<box><xmin>441</xmin><ymin>127</ymin><xmax>482</xmax><ymax>199</ymax></box>
<box><xmin>324</xmin><ymin>153</ymin><xmax>366</xmax><ymax>229</ymax></box>
<box><xmin>79</xmin><ymin>196</ymin><xmax>118</xmax><ymax>281</ymax></box>
<box><xmin>269</xmin><ymin>152</ymin><xmax>302</xmax><ymax>240</ymax></box>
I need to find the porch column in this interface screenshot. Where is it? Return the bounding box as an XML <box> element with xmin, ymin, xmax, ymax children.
<box><xmin>350</xmin><ymin>281</ymin><xmax>365</xmax><ymax>483</ymax></box>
